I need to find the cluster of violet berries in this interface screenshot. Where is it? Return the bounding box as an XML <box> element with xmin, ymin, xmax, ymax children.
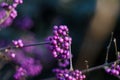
<box><xmin>5</xmin><ymin>39</ymin><xmax>24</xmax><ymax>59</ymax></box>
<box><xmin>48</xmin><ymin>25</ymin><xmax>72</xmax><ymax>67</ymax></box>
<box><xmin>12</xmin><ymin>39</ymin><xmax>24</xmax><ymax>48</ymax></box>
<box><xmin>53</xmin><ymin>68</ymin><xmax>86</xmax><ymax>80</ymax></box>
<box><xmin>14</xmin><ymin>58</ymin><xmax>42</xmax><ymax>80</ymax></box>
<box><xmin>4</xmin><ymin>39</ymin><xmax>23</xmax><ymax>59</ymax></box>
<box><xmin>48</xmin><ymin>25</ymin><xmax>86</xmax><ymax>80</ymax></box>
<box><xmin>4</xmin><ymin>39</ymin><xmax>42</xmax><ymax>80</ymax></box>
<box><xmin>20</xmin><ymin>58</ymin><xmax>42</xmax><ymax>76</ymax></box>
<box><xmin>1</xmin><ymin>25</ymin><xmax>86</xmax><ymax>80</ymax></box>
<box><xmin>0</xmin><ymin>0</ymin><xmax>23</xmax><ymax>27</ymax></box>
<box><xmin>14</xmin><ymin>67</ymin><xmax>27</xmax><ymax>80</ymax></box>
<box><xmin>105</xmin><ymin>63</ymin><xmax>120</xmax><ymax>76</ymax></box>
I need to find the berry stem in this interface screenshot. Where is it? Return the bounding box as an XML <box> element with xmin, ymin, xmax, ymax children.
<box><xmin>82</xmin><ymin>59</ymin><xmax>120</xmax><ymax>73</ymax></box>
<box><xmin>113</xmin><ymin>38</ymin><xmax>119</xmax><ymax>59</ymax></box>
<box><xmin>0</xmin><ymin>41</ymin><xmax>50</xmax><ymax>51</ymax></box>
<box><xmin>105</xmin><ymin>32</ymin><xmax>113</xmax><ymax>63</ymax></box>
<box><xmin>23</xmin><ymin>41</ymin><xmax>50</xmax><ymax>47</ymax></box>
<box><xmin>85</xmin><ymin>60</ymin><xmax>89</xmax><ymax>72</ymax></box>
<box><xmin>43</xmin><ymin>59</ymin><xmax>120</xmax><ymax>79</ymax></box>
<box><xmin>69</xmin><ymin>45</ymin><xmax>73</xmax><ymax>71</ymax></box>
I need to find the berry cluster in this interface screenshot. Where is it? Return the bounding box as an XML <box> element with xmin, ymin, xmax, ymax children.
<box><xmin>14</xmin><ymin>58</ymin><xmax>42</xmax><ymax>80</ymax></box>
<box><xmin>53</xmin><ymin>68</ymin><xmax>86</xmax><ymax>80</ymax></box>
<box><xmin>21</xmin><ymin>58</ymin><xmax>42</xmax><ymax>76</ymax></box>
<box><xmin>4</xmin><ymin>39</ymin><xmax>24</xmax><ymax>60</ymax></box>
<box><xmin>14</xmin><ymin>67</ymin><xmax>27</xmax><ymax>80</ymax></box>
<box><xmin>0</xmin><ymin>0</ymin><xmax>23</xmax><ymax>27</ymax></box>
<box><xmin>105</xmin><ymin>63</ymin><xmax>120</xmax><ymax>76</ymax></box>
<box><xmin>48</xmin><ymin>25</ymin><xmax>72</xmax><ymax>67</ymax></box>
<box><xmin>12</xmin><ymin>39</ymin><xmax>24</xmax><ymax>48</ymax></box>
<box><xmin>11</xmin><ymin>39</ymin><xmax>42</xmax><ymax>80</ymax></box>
<box><xmin>5</xmin><ymin>49</ymin><xmax>16</xmax><ymax>59</ymax></box>
<box><xmin>48</xmin><ymin>25</ymin><xmax>72</xmax><ymax>59</ymax></box>
<box><xmin>49</xmin><ymin>26</ymin><xmax>86</xmax><ymax>80</ymax></box>
<box><xmin>58</xmin><ymin>59</ymin><xmax>70</xmax><ymax>67</ymax></box>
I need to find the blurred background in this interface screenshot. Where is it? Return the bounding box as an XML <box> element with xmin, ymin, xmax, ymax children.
<box><xmin>0</xmin><ymin>0</ymin><xmax>120</xmax><ymax>80</ymax></box>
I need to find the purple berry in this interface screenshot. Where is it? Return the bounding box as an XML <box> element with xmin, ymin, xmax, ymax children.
<box><xmin>53</xmin><ymin>68</ymin><xmax>86</xmax><ymax>80</ymax></box>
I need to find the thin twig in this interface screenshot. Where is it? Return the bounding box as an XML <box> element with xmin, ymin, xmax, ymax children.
<box><xmin>105</xmin><ymin>32</ymin><xmax>113</xmax><ymax>63</ymax></box>
<box><xmin>0</xmin><ymin>41</ymin><xmax>50</xmax><ymax>51</ymax></box>
<box><xmin>82</xmin><ymin>59</ymin><xmax>120</xmax><ymax>73</ymax></box>
<box><xmin>69</xmin><ymin>45</ymin><xmax>73</xmax><ymax>71</ymax></box>
<box><xmin>85</xmin><ymin>60</ymin><xmax>89</xmax><ymax>72</ymax></box>
<box><xmin>114</xmin><ymin>38</ymin><xmax>119</xmax><ymax>59</ymax></box>
<box><xmin>43</xmin><ymin>59</ymin><xmax>120</xmax><ymax>80</ymax></box>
